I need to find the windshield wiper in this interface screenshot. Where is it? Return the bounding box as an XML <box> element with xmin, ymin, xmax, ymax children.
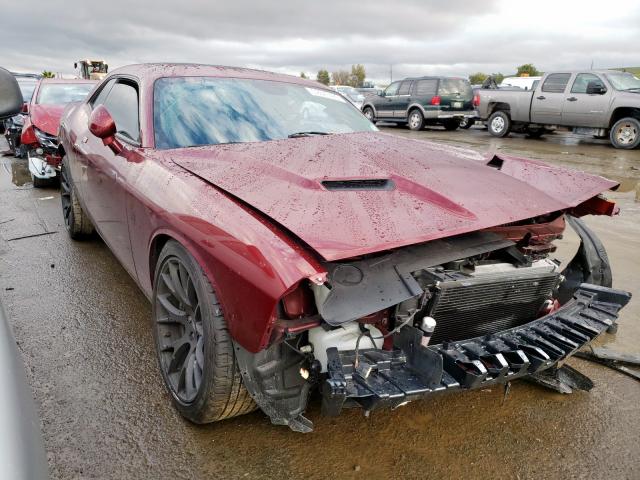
<box><xmin>288</xmin><ymin>131</ymin><xmax>331</xmax><ymax>138</ymax></box>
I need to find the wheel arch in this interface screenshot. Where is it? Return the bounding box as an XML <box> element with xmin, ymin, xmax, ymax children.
<box><xmin>609</xmin><ymin>107</ymin><xmax>640</xmax><ymax>128</ymax></box>
<box><xmin>489</xmin><ymin>102</ymin><xmax>511</xmax><ymax>116</ymax></box>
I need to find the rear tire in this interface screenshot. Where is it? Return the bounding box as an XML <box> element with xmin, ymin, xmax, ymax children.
<box><xmin>610</xmin><ymin>117</ymin><xmax>640</xmax><ymax>149</ymax></box>
<box><xmin>408</xmin><ymin>109</ymin><xmax>424</xmax><ymax>131</ymax></box>
<box><xmin>526</xmin><ymin>129</ymin><xmax>545</xmax><ymax>139</ymax></box>
<box><xmin>443</xmin><ymin>119</ymin><xmax>460</xmax><ymax>131</ymax></box>
<box><xmin>459</xmin><ymin>117</ymin><xmax>474</xmax><ymax>129</ymax></box>
<box><xmin>152</xmin><ymin>240</ymin><xmax>256</xmax><ymax>423</ymax></box>
<box><xmin>488</xmin><ymin>111</ymin><xmax>512</xmax><ymax>137</ymax></box>
<box><xmin>60</xmin><ymin>159</ymin><xmax>94</xmax><ymax>239</ymax></box>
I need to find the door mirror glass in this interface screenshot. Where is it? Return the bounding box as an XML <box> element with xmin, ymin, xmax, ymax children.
<box><xmin>377</xmin><ymin>90</ymin><xmax>384</xmax><ymax>96</ymax></box>
<box><xmin>0</xmin><ymin>67</ymin><xmax>23</xmax><ymax>120</ymax></box>
<box><xmin>586</xmin><ymin>81</ymin><xmax>606</xmax><ymax>95</ymax></box>
<box><xmin>89</xmin><ymin>105</ymin><xmax>122</xmax><ymax>153</ymax></box>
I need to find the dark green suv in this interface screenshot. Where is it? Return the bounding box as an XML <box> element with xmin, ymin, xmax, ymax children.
<box><xmin>362</xmin><ymin>76</ymin><xmax>477</xmax><ymax>131</ymax></box>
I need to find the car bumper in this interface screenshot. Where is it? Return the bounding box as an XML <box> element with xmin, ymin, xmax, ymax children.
<box><xmin>28</xmin><ymin>153</ymin><xmax>58</xmax><ymax>180</ymax></box>
<box><xmin>321</xmin><ymin>283</ymin><xmax>631</xmax><ymax>415</ymax></box>
<box><xmin>424</xmin><ymin>109</ymin><xmax>477</xmax><ymax>120</ymax></box>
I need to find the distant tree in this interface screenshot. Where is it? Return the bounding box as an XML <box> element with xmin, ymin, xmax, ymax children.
<box><xmin>300</xmin><ymin>72</ymin><xmax>308</xmax><ymax>79</ymax></box>
<box><xmin>516</xmin><ymin>64</ymin><xmax>540</xmax><ymax>77</ymax></box>
<box><xmin>350</xmin><ymin>64</ymin><xmax>366</xmax><ymax>87</ymax></box>
<box><xmin>331</xmin><ymin>70</ymin><xmax>351</xmax><ymax>86</ymax></box>
<box><xmin>316</xmin><ymin>69</ymin><xmax>330</xmax><ymax>85</ymax></box>
<box><xmin>469</xmin><ymin>72</ymin><xmax>488</xmax><ymax>85</ymax></box>
<box><xmin>42</xmin><ymin>71</ymin><xmax>55</xmax><ymax>78</ymax></box>
<box><xmin>490</xmin><ymin>72</ymin><xmax>505</xmax><ymax>84</ymax></box>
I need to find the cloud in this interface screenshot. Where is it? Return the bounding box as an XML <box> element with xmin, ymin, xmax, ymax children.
<box><xmin>2</xmin><ymin>0</ymin><xmax>639</xmax><ymax>83</ymax></box>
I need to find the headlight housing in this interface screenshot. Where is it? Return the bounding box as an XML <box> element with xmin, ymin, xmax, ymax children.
<box><xmin>33</xmin><ymin>127</ymin><xmax>58</xmax><ymax>149</ymax></box>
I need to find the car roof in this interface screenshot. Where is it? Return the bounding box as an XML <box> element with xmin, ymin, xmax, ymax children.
<box><xmin>402</xmin><ymin>76</ymin><xmax>467</xmax><ymax>81</ymax></box>
<box><xmin>108</xmin><ymin>63</ymin><xmax>328</xmax><ymax>89</ymax></box>
<box><xmin>38</xmin><ymin>78</ymin><xmax>98</xmax><ymax>84</ymax></box>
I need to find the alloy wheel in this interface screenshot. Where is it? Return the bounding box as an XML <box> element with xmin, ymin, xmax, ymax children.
<box><xmin>155</xmin><ymin>257</ymin><xmax>204</xmax><ymax>403</ymax></box>
<box><xmin>491</xmin><ymin>116</ymin><xmax>505</xmax><ymax>133</ymax></box>
<box><xmin>409</xmin><ymin>112</ymin><xmax>421</xmax><ymax>129</ymax></box>
<box><xmin>60</xmin><ymin>165</ymin><xmax>73</xmax><ymax>230</ymax></box>
<box><xmin>614</xmin><ymin>122</ymin><xmax>638</xmax><ymax>146</ymax></box>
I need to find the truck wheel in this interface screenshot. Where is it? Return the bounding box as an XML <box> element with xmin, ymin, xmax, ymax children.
<box><xmin>408</xmin><ymin>109</ymin><xmax>424</xmax><ymax>131</ymax></box>
<box><xmin>443</xmin><ymin>119</ymin><xmax>460</xmax><ymax>131</ymax></box>
<box><xmin>60</xmin><ymin>159</ymin><xmax>94</xmax><ymax>239</ymax></box>
<box><xmin>363</xmin><ymin>106</ymin><xmax>376</xmax><ymax>124</ymax></box>
<box><xmin>152</xmin><ymin>240</ymin><xmax>256</xmax><ymax>424</ymax></box>
<box><xmin>610</xmin><ymin>117</ymin><xmax>640</xmax><ymax>149</ymax></box>
<box><xmin>488</xmin><ymin>111</ymin><xmax>512</xmax><ymax>137</ymax></box>
<box><xmin>459</xmin><ymin>118</ymin><xmax>474</xmax><ymax>129</ymax></box>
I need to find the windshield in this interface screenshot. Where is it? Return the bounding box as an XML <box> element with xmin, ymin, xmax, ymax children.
<box><xmin>16</xmin><ymin>78</ymin><xmax>38</xmax><ymax>102</ymax></box>
<box><xmin>36</xmin><ymin>83</ymin><xmax>95</xmax><ymax>105</ymax></box>
<box><xmin>336</xmin><ymin>86</ymin><xmax>364</xmax><ymax>102</ymax></box>
<box><xmin>605</xmin><ymin>72</ymin><xmax>640</xmax><ymax>91</ymax></box>
<box><xmin>438</xmin><ymin>78</ymin><xmax>473</xmax><ymax>96</ymax></box>
<box><xmin>153</xmin><ymin>77</ymin><xmax>377</xmax><ymax>149</ymax></box>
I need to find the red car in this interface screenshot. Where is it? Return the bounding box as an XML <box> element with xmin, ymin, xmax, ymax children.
<box><xmin>21</xmin><ymin>78</ymin><xmax>96</xmax><ymax>186</ymax></box>
<box><xmin>57</xmin><ymin>64</ymin><xmax>630</xmax><ymax>432</ymax></box>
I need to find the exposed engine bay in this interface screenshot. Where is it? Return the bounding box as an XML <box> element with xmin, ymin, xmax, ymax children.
<box><xmin>234</xmin><ymin>214</ymin><xmax>631</xmax><ymax>432</ymax></box>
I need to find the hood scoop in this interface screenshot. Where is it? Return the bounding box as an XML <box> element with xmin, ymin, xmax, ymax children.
<box><xmin>321</xmin><ymin>178</ymin><xmax>395</xmax><ymax>191</ymax></box>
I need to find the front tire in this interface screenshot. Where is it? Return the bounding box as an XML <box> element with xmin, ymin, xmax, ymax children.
<box><xmin>60</xmin><ymin>159</ymin><xmax>94</xmax><ymax>239</ymax></box>
<box><xmin>32</xmin><ymin>175</ymin><xmax>48</xmax><ymax>188</ymax></box>
<box><xmin>459</xmin><ymin>117</ymin><xmax>474</xmax><ymax>129</ymax></box>
<box><xmin>152</xmin><ymin>240</ymin><xmax>255</xmax><ymax>423</ymax></box>
<box><xmin>488</xmin><ymin>111</ymin><xmax>512</xmax><ymax>137</ymax></box>
<box><xmin>610</xmin><ymin>117</ymin><xmax>640</xmax><ymax>149</ymax></box>
<box><xmin>442</xmin><ymin>119</ymin><xmax>460</xmax><ymax>131</ymax></box>
<box><xmin>362</xmin><ymin>106</ymin><xmax>376</xmax><ymax>124</ymax></box>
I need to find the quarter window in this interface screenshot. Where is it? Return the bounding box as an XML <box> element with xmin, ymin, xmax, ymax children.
<box><xmin>384</xmin><ymin>82</ymin><xmax>400</xmax><ymax>96</ymax></box>
<box><xmin>571</xmin><ymin>73</ymin><xmax>603</xmax><ymax>94</ymax></box>
<box><xmin>398</xmin><ymin>81</ymin><xmax>412</xmax><ymax>95</ymax></box>
<box><xmin>541</xmin><ymin>74</ymin><xmax>571</xmax><ymax>93</ymax></box>
<box><xmin>100</xmin><ymin>81</ymin><xmax>140</xmax><ymax>143</ymax></box>
<box><xmin>415</xmin><ymin>79</ymin><xmax>437</xmax><ymax>96</ymax></box>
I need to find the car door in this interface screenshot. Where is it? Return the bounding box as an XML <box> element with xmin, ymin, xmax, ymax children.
<box><xmin>376</xmin><ymin>81</ymin><xmax>400</xmax><ymax>118</ymax></box>
<box><xmin>393</xmin><ymin>80</ymin><xmax>413</xmax><ymax>119</ymax></box>
<box><xmin>561</xmin><ymin>73</ymin><xmax>611</xmax><ymax>127</ymax></box>
<box><xmin>79</xmin><ymin>78</ymin><xmax>141</xmax><ymax>275</ymax></box>
<box><xmin>530</xmin><ymin>73</ymin><xmax>573</xmax><ymax>125</ymax></box>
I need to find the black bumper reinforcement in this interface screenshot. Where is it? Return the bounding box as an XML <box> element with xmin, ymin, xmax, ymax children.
<box><xmin>322</xmin><ymin>284</ymin><xmax>631</xmax><ymax>416</ymax></box>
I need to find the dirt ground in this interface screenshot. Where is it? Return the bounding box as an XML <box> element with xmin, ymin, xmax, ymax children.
<box><xmin>0</xmin><ymin>127</ymin><xmax>638</xmax><ymax>480</ymax></box>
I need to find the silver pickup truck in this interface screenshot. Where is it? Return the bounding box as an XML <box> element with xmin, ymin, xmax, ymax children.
<box><xmin>478</xmin><ymin>70</ymin><xmax>640</xmax><ymax>149</ymax></box>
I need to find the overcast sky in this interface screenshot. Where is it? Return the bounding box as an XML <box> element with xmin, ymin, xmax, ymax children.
<box><xmin>3</xmin><ymin>0</ymin><xmax>639</xmax><ymax>83</ymax></box>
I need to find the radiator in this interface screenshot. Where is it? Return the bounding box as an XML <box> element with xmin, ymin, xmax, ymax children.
<box><xmin>428</xmin><ymin>262</ymin><xmax>560</xmax><ymax>345</ymax></box>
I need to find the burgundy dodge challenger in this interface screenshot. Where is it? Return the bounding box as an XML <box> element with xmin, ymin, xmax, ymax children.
<box><xmin>57</xmin><ymin>64</ymin><xmax>630</xmax><ymax>432</ymax></box>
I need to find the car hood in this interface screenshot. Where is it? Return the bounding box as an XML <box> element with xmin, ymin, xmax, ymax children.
<box><xmin>29</xmin><ymin>104</ymin><xmax>65</xmax><ymax>136</ymax></box>
<box><xmin>165</xmin><ymin>132</ymin><xmax>618</xmax><ymax>261</ymax></box>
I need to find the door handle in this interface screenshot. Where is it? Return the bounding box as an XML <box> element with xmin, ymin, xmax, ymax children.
<box><xmin>536</xmin><ymin>95</ymin><xmax>546</xmax><ymax>100</ymax></box>
<box><xmin>567</xmin><ymin>97</ymin><xmax>578</xmax><ymax>102</ymax></box>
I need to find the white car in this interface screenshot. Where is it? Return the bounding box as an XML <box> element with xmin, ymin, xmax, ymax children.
<box><xmin>329</xmin><ymin>85</ymin><xmax>365</xmax><ymax>110</ymax></box>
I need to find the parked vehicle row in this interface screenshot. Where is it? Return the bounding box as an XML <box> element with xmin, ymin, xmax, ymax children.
<box><xmin>19</xmin><ymin>78</ymin><xmax>96</xmax><ymax>186</ymax></box>
<box><xmin>478</xmin><ymin>70</ymin><xmax>640</xmax><ymax>149</ymax></box>
<box><xmin>51</xmin><ymin>63</ymin><xmax>630</xmax><ymax>432</ymax></box>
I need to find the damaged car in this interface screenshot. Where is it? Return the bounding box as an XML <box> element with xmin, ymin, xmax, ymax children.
<box><xmin>21</xmin><ymin>78</ymin><xmax>96</xmax><ymax>186</ymax></box>
<box><xmin>57</xmin><ymin>64</ymin><xmax>630</xmax><ymax>432</ymax></box>
<box><xmin>2</xmin><ymin>73</ymin><xmax>39</xmax><ymax>158</ymax></box>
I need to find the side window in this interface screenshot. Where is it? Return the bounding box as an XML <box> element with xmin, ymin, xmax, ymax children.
<box><xmin>398</xmin><ymin>81</ymin><xmax>412</xmax><ymax>95</ymax></box>
<box><xmin>384</xmin><ymin>82</ymin><xmax>400</xmax><ymax>96</ymax></box>
<box><xmin>571</xmin><ymin>73</ymin><xmax>603</xmax><ymax>94</ymax></box>
<box><xmin>102</xmin><ymin>81</ymin><xmax>140</xmax><ymax>143</ymax></box>
<box><xmin>91</xmin><ymin>79</ymin><xmax>116</xmax><ymax>107</ymax></box>
<box><xmin>541</xmin><ymin>74</ymin><xmax>571</xmax><ymax>93</ymax></box>
<box><xmin>414</xmin><ymin>79</ymin><xmax>437</xmax><ymax>96</ymax></box>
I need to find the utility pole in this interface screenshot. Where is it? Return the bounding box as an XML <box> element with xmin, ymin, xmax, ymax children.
<box><xmin>390</xmin><ymin>64</ymin><xmax>393</xmax><ymax>83</ymax></box>
<box><xmin>590</xmin><ymin>60</ymin><xmax>594</xmax><ymax>70</ymax></box>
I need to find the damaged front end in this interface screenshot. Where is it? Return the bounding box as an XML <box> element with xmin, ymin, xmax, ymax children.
<box><xmin>235</xmin><ymin>213</ymin><xmax>631</xmax><ymax>432</ymax></box>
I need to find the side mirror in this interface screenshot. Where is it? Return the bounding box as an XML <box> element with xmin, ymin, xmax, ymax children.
<box><xmin>586</xmin><ymin>81</ymin><xmax>606</xmax><ymax>95</ymax></box>
<box><xmin>89</xmin><ymin>105</ymin><xmax>122</xmax><ymax>154</ymax></box>
<box><xmin>74</xmin><ymin>62</ymin><xmax>78</xmax><ymax>69</ymax></box>
<box><xmin>105</xmin><ymin>64</ymin><xmax>108</xmax><ymax>73</ymax></box>
<box><xmin>378</xmin><ymin>90</ymin><xmax>385</xmax><ymax>97</ymax></box>
<box><xmin>0</xmin><ymin>67</ymin><xmax>23</xmax><ymax>120</ymax></box>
